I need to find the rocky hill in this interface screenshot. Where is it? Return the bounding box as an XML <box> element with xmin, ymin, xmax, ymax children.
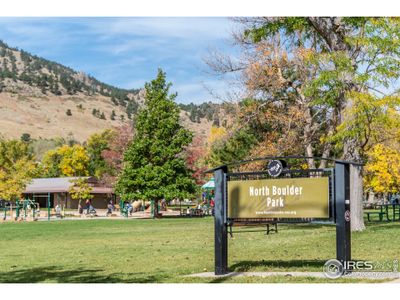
<box><xmin>0</xmin><ymin>40</ymin><xmax>230</xmax><ymax>145</ymax></box>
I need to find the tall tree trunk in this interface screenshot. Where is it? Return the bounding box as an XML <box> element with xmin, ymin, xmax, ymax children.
<box><xmin>306</xmin><ymin>17</ymin><xmax>366</xmax><ymax>230</ymax></box>
<box><xmin>343</xmin><ymin>126</ymin><xmax>366</xmax><ymax>231</ymax></box>
<box><xmin>349</xmin><ymin>164</ymin><xmax>365</xmax><ymax>231</ymax></box>
<box><xmin>318</xmin><ymin>108</ymin><xmax>337</xmax><ymax>169</ymax></box>
<box><xmin>304</xmin><ymin>111</ymin><xmax>316</xmax><ymax>169</ymax></box>
<box><xmin>297</xmin><ymin>90</ymin><xmax>316</xmax><ymax>169</ymax></box>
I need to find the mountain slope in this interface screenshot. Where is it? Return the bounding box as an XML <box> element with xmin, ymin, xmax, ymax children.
<box><xmin>0</xmin><ymin>40</ymin><xmax>227</xmax><ymax>144</ymax></box>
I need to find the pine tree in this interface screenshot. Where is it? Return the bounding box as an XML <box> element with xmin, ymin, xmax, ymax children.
<box><xmin>110</xmin><ymin>110</ymin><xmax>116</xmax><ymax>120</ymax></box>
<box><xmin>116</xmin><ymin>69</ymin><xmax>196</xmax><ymax>216</ymax></box>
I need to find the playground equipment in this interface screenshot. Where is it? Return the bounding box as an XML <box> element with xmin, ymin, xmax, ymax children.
<box><xmin>1</xmin><ymin>199</ymin><xmax>40</xmax><ymax>222</ymax></box>
<box><xmin>1</xmin><ymin>200</ymin><xmax>11</xmax><ymax>221</ymax></box>
<box><xmin>16</xmin><ymin>199</ymin><xmax>41</xmax><ymax>221</ymax></box>
<box><xmin>54</xmin><ymin>204</ymin><xmax>66</xmax><ymax>218</ymax></box>
<box><xmin>119</xmin><ymin>199</ymin><xmax>146</xmax><ymax>218</ymax></box>
<box><xmin>119</xmin><ymin>199</ymin><xmax>129</xmax><ymax>218</ymax></box>
<box><xmin>32</xmin><ymin>193</ymin><xmax>51</xmax><ymax>221</ymax></box>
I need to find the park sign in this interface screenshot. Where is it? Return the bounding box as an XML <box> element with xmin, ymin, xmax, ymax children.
<box><xmin>227</xmin><ymin>177</ymin><xmax>329</xmax><ymax>219</ymax></box>
<box><xmin>267</xmin><ymin>160</ymin><xmax>284</xmax><ymax>177</ymax></box>
<box><xmin>211</xmin><ymin>156</ymin><xmax>354</xmax><ymax>275</ymax></box>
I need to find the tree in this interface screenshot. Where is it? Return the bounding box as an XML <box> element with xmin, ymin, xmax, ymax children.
<box><xmin>209</xmin><ymin>17</ymin><xmax>400</xmax><ymax>231</ymax></box>
<box><xmin>126</xmin><ymin>101</ymin><xmax>138</xmax><ymax>119</ymax></box>
<box><xmin>364</xmin><ymin>144</ymin><xmax>400</xmax><ymax>196</ymax></box>
<box><xmin>86</xmin><ymin>129</ymin><xmax>115</xmax><ymax>178</ymax></box>
<box><xmin>116</xmin><ymin>69</ymin><xmax>197</xmax><ymax>216</ymax></box>
<box><xmin>20</xmin><ymin>133</ymin><xmax>31</xmax><ymax>142</ymax></box>
<box><xmin>110</xmin><ymin>110</ymin><xmax>116</xmax><ymax>120</ymax></box>
<box><xmin>42</xmin><ymin>144</ymin><xmax>90</xmax><ymax>177</ymax></box>
<box><xmin>66</xmin><ymin>109</ymin><xmax>72</xmax><ymax>116</ymax></box>
<box><xmin>0</xmin><ymin>138</ymin><xmax>38</xmax><ymax>200</ymax></box>
<box><xmin>101</xmin><ymin>124</ymin><xmax>133</xmax><ymax>186</ymax></box>
<box><xmin>68</xmin><ymin>178</ymin><xmax>93</xmax><ymax>212</ymax></box>
<box><xmin>208</xmin><ymin>126</ymin><xmax>259</xmax><ymax>167</ymax></box>
<box><xmin>185</xmin><ymin>136</ymin><xmax>208</xmax><ymax>185</ymax></box>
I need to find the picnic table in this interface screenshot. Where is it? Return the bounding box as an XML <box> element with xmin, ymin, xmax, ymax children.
<box><xmin>366</xmin><ymin>204</ymin><xmax>400</xmax><ymax>221</ymax></box>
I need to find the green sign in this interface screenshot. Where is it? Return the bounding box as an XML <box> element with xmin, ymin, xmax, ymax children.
<box><xmin>228</xmin><ymin>177</ymin><xmax>330</xmax><ymax>219</ymax></box>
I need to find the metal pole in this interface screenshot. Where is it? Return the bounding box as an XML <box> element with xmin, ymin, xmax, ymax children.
<box><xmin>335</xmin><ymin>162</ymin><xmax>351</xmax><ymax>268</ymax></box>
<box><xmin>150</xmin><ymin>200</ymin><xmax>154</xmax><ymax>218</ymax></box>
<box><xmin>47</xmin><ymin>193</ymin><xmax>51</xmax><ymax>221</ymax></box>
<box><xmin>214</xmin><ymin>165</ymin><xmax>228</xmax><ymax>275</ymax></box>
<box><xmin>16</xmin><ymin>199</ymin><xmax>20</xmax><ymax>219</ymax></box>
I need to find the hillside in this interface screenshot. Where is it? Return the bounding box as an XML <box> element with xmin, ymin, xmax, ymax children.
<box><xmin>0</xmin><ymin>40</ymin><xmax>229</xmax><ymax>144</ymax></box>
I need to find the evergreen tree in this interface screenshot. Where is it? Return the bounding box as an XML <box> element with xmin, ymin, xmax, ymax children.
<box><xmin>126</xmin><ymin>101</ymin><xmax>138</xmax><ymax>119</ymax></box>
<box><xmin>110</xmin><ymin>110</ymin><xmax>116</xmax><ymax>120</ymax></box>
<box><xmin>20</xmin><ymin>133</ymin><xmax>31</xmax><ymax>142</ymax></box>
<box><xmin>116</xmin><ymin>69</ymin><xmax>196</xmax><ymax>216</ymax></box>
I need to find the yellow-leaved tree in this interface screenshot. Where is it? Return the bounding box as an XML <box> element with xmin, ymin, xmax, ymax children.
<box><xmin>68</xmin><ymin>178</ymin><xmax>93</xmax><ymax>212</ymax></box>
<box><xmin>0</xmin><ymin>138</ymin><xmax>38</xmax><ymax>200</ymax></box>
<box><xmin>42</xmin><ymin>144</ymin><xmax>89</xmax><ymax>177</ymax></box>
<box><xmin>364</xmin><ymin>144</ymin><xmax>400</xmax><ymax>195</ymax></box>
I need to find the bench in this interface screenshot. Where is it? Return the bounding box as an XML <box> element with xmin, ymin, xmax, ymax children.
<box><xmin>365</xmin><ymin>211</ymin><xmax>386</xmax><ymax>222</ymax></box>
<box><xmin>228</xmin><ymin>218</ymin><xmax>278</xmax><ymax>237</ymax></box>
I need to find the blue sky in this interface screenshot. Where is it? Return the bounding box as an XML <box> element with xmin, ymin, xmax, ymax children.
<box><xmin>0</xmin><ymin>17</ymin><xmax>239</xmax><ymax>104</ymax></box>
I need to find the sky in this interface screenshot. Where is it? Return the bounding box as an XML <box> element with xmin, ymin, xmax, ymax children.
<box><xmin>0</xmin><ymin>17</ymin><xmax>239</xmax><ymax>104</ymax></box>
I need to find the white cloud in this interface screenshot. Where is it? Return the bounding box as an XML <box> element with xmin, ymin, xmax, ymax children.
<box><xmin>0</xmin><ymin>17</ymin><xmax>239</xmax><ymax>104</ymax></box>
<box><xmin>87</xmin><ymin>17</ymin><xmax>232</xmax><ymax>40</ymax></box>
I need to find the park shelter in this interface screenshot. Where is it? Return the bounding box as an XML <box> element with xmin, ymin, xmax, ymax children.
<box><xmin>201</xmin><ymin>178</ymin><xmax>215</xmax><ymax>190</ymax></box>
<box><xmin>23</xmin><ymin>177</ymin><xmax>114</xmax><ymax>209</ymax></box>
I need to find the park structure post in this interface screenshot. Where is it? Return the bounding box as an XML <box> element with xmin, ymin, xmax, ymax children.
<box><xmin>47</xmin><ymin>192</ymin><xmax>51</xmax><ymax>221</ymax></box>
<box><xmin>334</xmin><ymin>162</ymin><xmax>351</xmax><ymax>267</ymax></box>
<box><xmin>16</xmin><ymin>198</ymin><xmax>20</xmax><ymax>220</ymax></box>
<box><xmin>150</xmin><ymin>200</ymin><xmax>155</xmax><ymax>218</ymax></box>
<box><xmin>214</xmin><ymin>165</ymin><xmax>228</xmax><ymax>275</ymax></box>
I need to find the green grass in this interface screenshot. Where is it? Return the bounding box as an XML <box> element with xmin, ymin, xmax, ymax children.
<box><xmin>0</xmin><ymin>218</ymin><xmax>398</xmax><ymax>283</ymax></box>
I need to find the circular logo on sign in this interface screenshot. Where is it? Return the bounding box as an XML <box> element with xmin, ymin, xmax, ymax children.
<box><xmin>345</xmin><ymin>210</ymin><xmax>351</xmax><ymax>222</ymax></box>
<box><xmin>323</xmin><ymin>259</ymin><xmax>344</xmax><ymax>279</ymax></box>
<box><xmin>267</xmin><ymin>160</ymin><xmax>283</xmax><ymax>177</ymax></box>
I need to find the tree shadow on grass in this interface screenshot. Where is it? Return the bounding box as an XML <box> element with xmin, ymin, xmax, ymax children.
<box><xmin>0</xmin><ymin>266</ymin><xmax>169</xmax><ymax>283</ymax></box>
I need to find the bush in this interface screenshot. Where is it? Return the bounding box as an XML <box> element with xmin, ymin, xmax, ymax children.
<box><xmin>20</xmin><ymin>133</ymin><xmax>31</xmax><ymax>142</ymax></box>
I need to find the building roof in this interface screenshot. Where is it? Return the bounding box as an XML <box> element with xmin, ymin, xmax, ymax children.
<box><xmin>24</xmin><ymin>177</ymin><xmax>114</xmax><ymax>194</ymax></box>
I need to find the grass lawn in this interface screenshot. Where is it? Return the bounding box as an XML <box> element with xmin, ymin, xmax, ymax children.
<box><xmin>0</xmin><ymin>217</ymin><xmax>398</xmax><ymax>283</ymax></box>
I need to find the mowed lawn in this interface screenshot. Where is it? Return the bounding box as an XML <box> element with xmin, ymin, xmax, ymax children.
<box><xmin>0</xmin><ymin>217</ymin><xmax>399</xmax><ymax>283</ymax></box>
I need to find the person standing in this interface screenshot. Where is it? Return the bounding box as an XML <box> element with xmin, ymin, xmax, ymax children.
<box><xmin>85</xmin><ymin>199</ymin><xmax>91</xmax><ymax>214</ymax></box>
